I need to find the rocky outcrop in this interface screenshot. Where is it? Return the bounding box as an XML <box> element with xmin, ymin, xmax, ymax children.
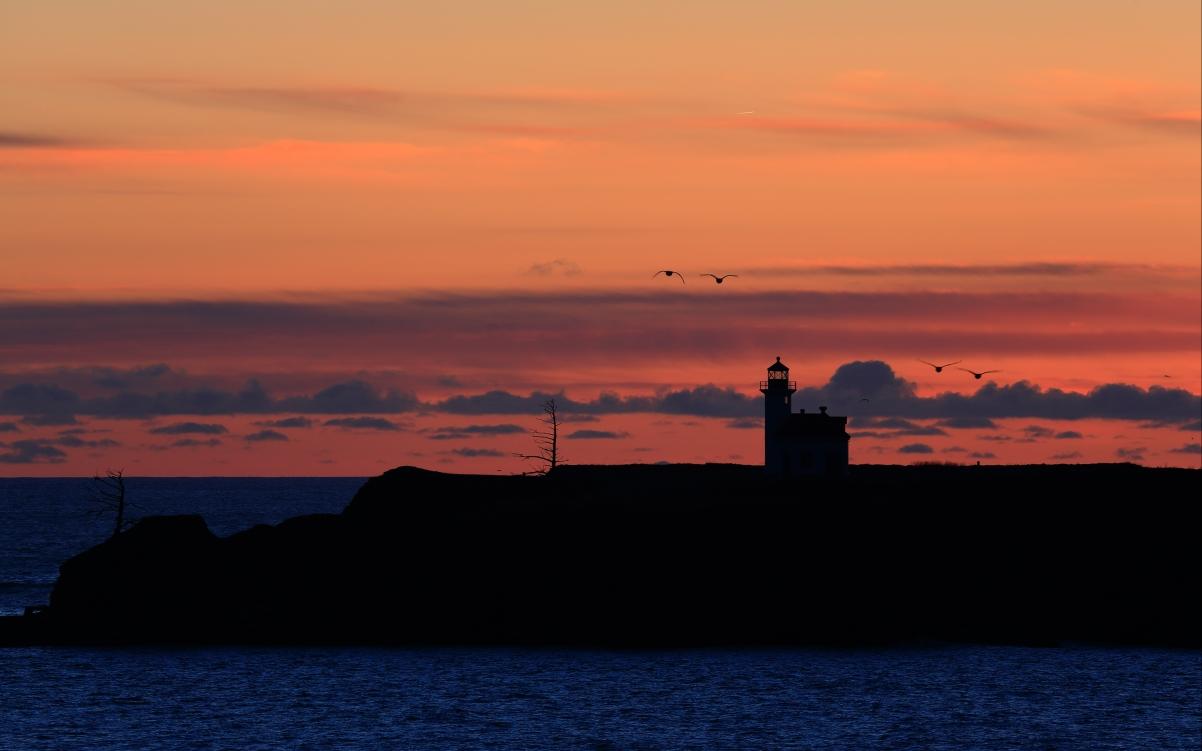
<box><xmin>5</xmin><ymin>463</ymin><xmax>1199</xmax><ymax>647</ymax></box>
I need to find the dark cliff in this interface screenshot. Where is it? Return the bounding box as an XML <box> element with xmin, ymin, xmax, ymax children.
<box><xmin>5</xmin><ymin>463</ymin><xmax>1200</xmax><ymax>647</ymax></box>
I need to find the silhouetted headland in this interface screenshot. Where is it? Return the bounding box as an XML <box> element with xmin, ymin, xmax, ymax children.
<box><xmin>2</xmin><ymin>463</ymin><xmax>1198</xmax><ymax>648</ymax></box>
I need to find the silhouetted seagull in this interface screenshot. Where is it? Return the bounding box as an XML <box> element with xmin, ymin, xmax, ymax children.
<box><xmin>859</xmin><ymin>397</ymin><xmax>870</xmax><ymax>403</ymax></box>
<box><xmin>653</xmin><ymin>270</ymin><xmax>686</xmax><ymax>284</ymax></box>
<box><xmin>959</xmin><ymin>367</ymin><xmax>1001</xmax><ymax>380</ymax></box>
<box><xmin>919</xmin><ymin>359</ymin><xmax>961</xmax><ymax>373</ymax></box>
<box><xmin>701</xmin><ymin>274</ymin><xmax>738</xmax><ymax>284</ymax></box>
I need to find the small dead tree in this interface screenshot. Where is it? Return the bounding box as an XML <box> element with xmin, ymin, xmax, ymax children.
<box><xmin>515</xmin><ymin>399</ymin><xmax>564</xmax><ymax>475</ymax></box>
<box><xmin>89</xmin><ymin>469</ymin><xmax>136</xmax><ymax>540</ymax></box>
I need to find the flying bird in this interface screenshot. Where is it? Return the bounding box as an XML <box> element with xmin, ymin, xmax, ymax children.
<box><xmin>701</xmin><ymin>274</ymin><xmax>738</xmax><ymax>284</ymax></box>
<box><xmin>653</xmin><ymin>270</ymin><xmax>686</xmax><ymax>285</ymax></box>
<box><xmin>859</xmin><ymin>397</ymin><xmax>871</xmax><ymax>403</ymax></box>
<box><xmin>735</xmin><ymin>110</ymin><xmax>756</xmax><ymax>115</ymax></box>
<box><xmin>919</xmin><ymin>359</ymin><xmax>961</xmax><ymax>373</ymax></box>
<box><xmin>958</xmin><ymin>368</ymin><xmax>1001</xmax><ymax>380</ymax></box>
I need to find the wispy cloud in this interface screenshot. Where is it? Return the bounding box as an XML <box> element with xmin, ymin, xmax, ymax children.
<box><xmin>934</xmin><ymin>417</ymin><xmax>998</xmax><ymax>429</ymax></box>
<box><xmin>165</xmin><ymin>438</ymin><xmax>221</xmax><ymax>449</ymax></box>
<box><xmin>1076</xmin><ymin>107</ymin><xmax>1201</xmax><ymax>137</ymax></box>
<box><xmin>882</xmin><ymin>109</ymin><xmax>1052</xmax><ymax>139</ymax></box>
<box><xmin>697</xmin><ymin>106</ymin><xmax>1053</xmax><ymax>145</ymax></box>
<box><xmin>449</xmin><ymin>447</ymin><xmax>505</xmax><ymax>457</ymax></box>
<box><xmin>104</xmin><ymin>79</ymin><xmax>625</xmax><ymax>139</ymax></box>
<box><xmin>528</xmin><ymin>258</ymin><xmax>582</xmax><ymax>277</ymax></box>
<box><xmin>566</xmin><ymin>429</ymin><xmax>631</xmax><ymax>440</ymax></box>
<box><xmin>20</xmin><ymin>414</ymin><xmax>78</xmax><ymax>426</ymax></box>
<box><xmin>113</xmin><ymin>79</ymin><xmax>637</xmax><ymax>114</ymax></box>
<box><xmin>184</xmin><ymin>85</ymin><xmax>405</xmax><ymax>116</ymax></box>
<box><xmin>49</xmin><ymin>434</ymin><xmax>120</xmax><ymax>449</ymax></box>
<box><xmin>423</xmin><ymin>424</ymin><xmax>526</xmax><ymax>440</ymax></box>
<box><xmin>1049</xmin><ymin>451</ymin><xmax>1083</xmax><ymax>460</ymax></box>
<box><xmin>0</xmin><ymin>288</ymin><xmax>1195</xmax><ymax>372</ymax></box>
<box><xmin>245</xmin><ymin>429</ymin><xmax>288</xmax><ymax>442</ymax></box>
<box><xmin>724</xmin><ymin>417</ymin><xmax>763</xmax><ymax>430</ymax></box>
<box><xmin>0</xmin><ymin>132</ymin><xmax>88</xmax><ymax>149</ymax></box>
<box><xmin>322</xmin><ymin>416</ymin><xmax>405</xmax><ymax>431</ymax></box>
<box><xmin>852</xmin><ymin>417</ymin><xmax>948</xmax><ymax>437</ymax></box>
<box><xmin>253</xmin><ymin>417</ymin><xmax>314</xmax><ymax>429</ymax></box>
<box><xmin>743</xmin><ymin>262</ymin><xmax>1194</xmax><ymax>278</ymax></box>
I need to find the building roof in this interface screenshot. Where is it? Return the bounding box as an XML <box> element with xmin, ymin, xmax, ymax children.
<box><xmin>767</xmin><ymin>356</ymin><xmax>789</xmax><ymax>372</ymax></box>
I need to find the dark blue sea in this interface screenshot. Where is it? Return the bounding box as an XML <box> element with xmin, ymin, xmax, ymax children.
<box><xmin>1</xmin><ymin>478</ymin><xmax>1199</xmax><ymax>750</ymax></box>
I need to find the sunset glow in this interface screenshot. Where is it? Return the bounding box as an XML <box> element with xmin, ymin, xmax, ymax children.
<box><xmin>1</xmin><ymin>1</ymin><xmax>1198</xmax><ymax>473</ymax></box>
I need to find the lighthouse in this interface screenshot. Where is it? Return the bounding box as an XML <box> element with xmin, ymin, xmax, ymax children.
<box><xmin>759</xmin><ymin>357</ymin><xmax>850</xmax><ymax>477</ymax></box>
<box><xmin>760</xmin><ymin>357</ymin><xmax>796</xmax><ymax>472</ymax></box>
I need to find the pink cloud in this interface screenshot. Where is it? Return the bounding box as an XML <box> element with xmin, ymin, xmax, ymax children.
<box><xmin>0</xmin><ymin>289</ymin><xmax>1195</xmax><ymax>378</ymax></box>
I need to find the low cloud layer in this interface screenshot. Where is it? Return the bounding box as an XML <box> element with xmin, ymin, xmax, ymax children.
<box><xmin>0</xmin><ymin>361</ymin><xmax>1197</xmax><ymax>427</ymax></box>
<box><xmin>148</xmin><ymin>422</ymin><xmax>228</xmax><ymax>435</ymax></box>
<box><xmin>435</xmin><ymin>360</ymin><xmax>1200</xmax><ymax>423</ymax></box>
<box><xmin>0</xmin><ymin>378</ymin><xmax>417</xmax><ymax>421</ymax></box>
<box><xmin>0</xmin><ymin>440</ymin><xmax>68</xmax><ymax>463</ymax></box>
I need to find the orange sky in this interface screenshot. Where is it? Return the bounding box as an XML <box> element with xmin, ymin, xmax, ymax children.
<box><xmin>1</xmin><ymin>1</ymin><xmax>1198</xmax><ymax>473</ymax></box>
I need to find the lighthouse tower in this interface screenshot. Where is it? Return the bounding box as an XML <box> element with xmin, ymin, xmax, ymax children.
<box><xmin>759</xmin><ymin>356</ymin><xmax>850</xmax><ymax>477</ymax></box>
<box><xmin>760</xmin><ymin>357</ymin><xmax>796</xmax><ymax>474</ymax></box>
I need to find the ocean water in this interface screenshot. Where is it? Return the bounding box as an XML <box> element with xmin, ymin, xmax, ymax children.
<box><xmin>0</xmin><ymin>646</ymin><xmax>1198</xmax><ymax>750</ymax></box>
<box><xmin>1</xmin><ymin>479</ymin><xmax>1199</xmax><ymax>749</ymax></box>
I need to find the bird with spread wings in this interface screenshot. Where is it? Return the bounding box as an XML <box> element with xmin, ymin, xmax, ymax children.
<box><xmin>959</xmin><ymin>368</ymin><xmax>1001</xmax><ymax>380</ymax></box>
<box><xmin>919</xmin><ymin>359</ymin><xmax>961</xmax><ymax>373</ymax></box>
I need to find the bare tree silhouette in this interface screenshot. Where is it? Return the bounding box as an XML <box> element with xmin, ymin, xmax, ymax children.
<box><xmin>516</xmin><ymin>399</ymin><xmax>565</xmax><ymax>475</ymax></box>
<box><xmin>89</xmin><ymin>469</ymin><xmax>138</xmax><ymax>540</ymax></box>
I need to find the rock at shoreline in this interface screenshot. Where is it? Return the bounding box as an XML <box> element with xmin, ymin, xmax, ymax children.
<box><xmin>5</xmin><ymin>463</ymin><xmax>1199</xmax><ymax>648</ymax></box>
